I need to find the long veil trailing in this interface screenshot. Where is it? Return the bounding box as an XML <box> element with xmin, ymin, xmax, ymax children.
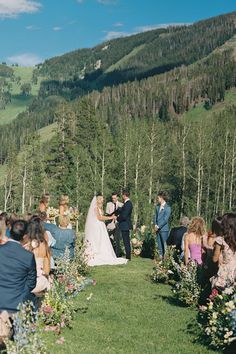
<box><xmin>85</xmin><ymin>196</ymin><xmax>97</xmax><ymax>243</ymax></box>
<box><xmin>84</xmin><ymin>196</ymin><xmax>128</xmax><ymax>266</ymax></box>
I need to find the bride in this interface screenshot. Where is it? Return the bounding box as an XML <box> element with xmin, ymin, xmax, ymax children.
<box><xmin>84</xmin><ymin>195</ymin><xmax>128</xmax><ymax>266</ymax></box>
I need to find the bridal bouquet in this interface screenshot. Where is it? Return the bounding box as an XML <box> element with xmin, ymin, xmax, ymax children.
<box><xmin>198</xmin><ymin>285</ymin><xmax>236</xmax><ymax>349</ymax></box>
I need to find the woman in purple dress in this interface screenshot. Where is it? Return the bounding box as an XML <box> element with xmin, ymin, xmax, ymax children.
<box><xmin>184</xmin><ymin>217</ymin><xmax>206</xmax><ymax>266</ymax></box>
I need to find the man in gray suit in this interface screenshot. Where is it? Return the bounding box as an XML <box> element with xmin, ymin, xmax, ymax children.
<box><xmin>153</xmin><ymin>191</ymin><xmax>171</xmax><ymax>258</ymax></box>
<box><xmin>106</xmin><ymin>192</ymin><xmax>123</xmax><ymax>257</ymax></box>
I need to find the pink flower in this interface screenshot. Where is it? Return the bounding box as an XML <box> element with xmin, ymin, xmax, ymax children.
<box><xmin>209</xmin><ymin>288</ymin><xmax>219</xmax><ymax>301</ymax></box>
<box><xmin>92</xmin><ymin>280</ymin><xmax>97</xmax><ymax>286</ymax></box>
<box><xmin>43</xmin><ymin>305</ymin><xmax>54</xmax><ymax>314</ymax></box>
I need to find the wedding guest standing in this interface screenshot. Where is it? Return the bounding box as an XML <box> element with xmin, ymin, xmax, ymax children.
<box><xmin>0</xmin><ymin>220</ymin><xmax>36</xmax><ymax>312</ymax></box>
<box><xmin>106</xmin><ymin>192</ymin><xmax>123</xmax><ymax>257</ymax></box>
<box><xmin>211</xmin><ymin>213</ymin><xmax>236</xmax><ymax>290</ymax></box>
<box><xmin>117</xmin><ymin>190</ymin><xmax>133</xmax><ymax>260</ymax></box>
<box><xmin>153</xmin><ymin>191</ymin><xmax>171</xmax><ymax>258</ymax></box>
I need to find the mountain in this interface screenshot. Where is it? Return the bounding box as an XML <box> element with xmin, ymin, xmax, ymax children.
<box><xmin>36</xmin><ymin>11</ymin><xmax>236</xmax><ymax>94</ymax></box>
<box><xmin>0</xmin><ymin>12</ymin><xmax>236</xmax><ymax>220</ymax></box>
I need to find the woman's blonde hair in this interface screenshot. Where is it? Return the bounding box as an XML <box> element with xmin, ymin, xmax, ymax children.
<box><xmin>59</xmin><ymin>194</ymin><xmax>69</xmax><ymax>206</ymax></box>
<box><xmin>59</xmin><ymin>215</ymin><xmax>70</xmax><ymax>228</ymax></box>
<box><xmin>96</xmin><ymin>195</ymin><xmax>104</xmax><ymax>212</ymax></box>
<box><xmin>188</xmin><ymin>217</ymin><xmax>206</xmax><ymax>236</ymax></box>
<box><xmin>0</xmin><ymin>219</ymin><xmax>6</xmax><ymax>238</ymax></box>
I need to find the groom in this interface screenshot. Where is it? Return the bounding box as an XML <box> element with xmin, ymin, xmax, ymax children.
<box><xmin>117</xmin><ymin>190</ymin><xmax>133</xmax><ymax>260</ymax></box>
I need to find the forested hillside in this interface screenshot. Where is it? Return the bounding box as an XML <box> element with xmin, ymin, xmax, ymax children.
<box><xmin>0</xmin><ymin>11</ymin><xmax>235</xmax><ymax>225</ymax></box>
<box><xmin>36</xmin><ymin>11</ymin><xmax>236</xmax><ymax>93</ymax></box>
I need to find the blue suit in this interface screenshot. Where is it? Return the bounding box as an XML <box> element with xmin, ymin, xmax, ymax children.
<box><xmin>0</xmin><ymin>241</ymin><xmax>37</xmax><ymax>312</ymax></box>
<box><xmin>154</xmin><ymin>203</ymin><xmax>171</xmax><ymax>257</ymax></box>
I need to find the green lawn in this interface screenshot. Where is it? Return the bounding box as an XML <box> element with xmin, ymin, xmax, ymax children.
<box><xmin>47</xmin><ymin>258</ymin><xmax>216</xmax><ymax>354</ymax></box>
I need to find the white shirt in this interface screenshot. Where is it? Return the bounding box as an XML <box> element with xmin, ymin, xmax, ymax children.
<box><xmin>159</xmin><ymin>201</ymin><xmax>166</xmax><ymax>212</ymax></box>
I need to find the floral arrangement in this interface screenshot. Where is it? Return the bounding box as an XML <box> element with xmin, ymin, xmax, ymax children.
<box><xmin>151</xmin><ymin>246</ymin><xmax>179</xmax><ymax>284</ymax></box>
<box><xmin>131</xmin><ymin>236</ymin><xmax>143</xmax><ymax>256</ymax></box>
<box><xmin>131</xmin><ymin>225</ymin><xmax>156</xmax><ymax>258</ymax></box>
<box><xmin>172</xmin><ymin>261</ymin><xmax>201</xmax><ymax>307</ymax></box>
<box><xmin>198</xmin><ymin>285</ymin><xmax>236</xmax><ymax>349</ymax></box>
<box><xmin>5</xmin><ymin>302</ymin><xmax>47</xmax><ymax>354</ymax></box>
<box><xmin>47</xmin><ymin>207</ymin><xmax>59</xmax><ymax>219</ymax></box>
<box><xmin>39</xmin><ymin>283</ymin><xmax>75</xmax><ymax>332</ymax></box>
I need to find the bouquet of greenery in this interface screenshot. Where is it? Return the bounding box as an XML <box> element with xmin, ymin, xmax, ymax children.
<box><xmin>198</xmin><ymin>285</ymin><xmax>236</xmax><ymax>349</ymax></box>
<box><xmin>172</xmin><ymin>261</ymin><xmax>201</xmax><ymax>307</ymax></box>
<box><xmin>39</xmin><ymin>282</ymin><xmax>74</xmax><ymax>332</ymax></box>
<box><xmin>151</xmin><ymin>246</ymin><xmax>179</xmax><ymax>284</ymax></box>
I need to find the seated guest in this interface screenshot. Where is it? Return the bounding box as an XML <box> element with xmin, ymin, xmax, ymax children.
<box><xmin>0</xmin><ymin>220</ymin><xmax>36</xmax><ymax>312</ymax></box>
<box><xmin>24</xmin><ymin>218</ymin><xmax>51</xmax><ymax>294</ymax></box>
<box><xmin>52</xmin><ymin>215</ymin><xmax>75</xmax><ymax>259</ymax></box>
<box><xmin>202</xmin><ymin>216</ymin><xmax>222</xmax><ymax>277</ymax></box>
<box><xmin>211</xmin><ymin>213</ymin><xmax>236</xmax><ymax>290</ymax></box>
<box><xmin>184</xmin><ymin>217</ymin><xmax>206</xmax><ymax>266</ymax></box>
<box><xmin>0</xmin><ymin>212</ymin><xmax>10</xmax><ymax>238</ymax></box>
<box><xmin>167</xmin><ymin>216</ymin><xmax>189</xmax><ymax>252</ymax></box>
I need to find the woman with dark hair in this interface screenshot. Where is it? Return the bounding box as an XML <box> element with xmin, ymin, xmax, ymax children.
<box><xmin>24</xmin><ymin>217</ymin><xmax>51</xmax><ymax>293</ymax></box>
<box><xmin>202</xmin><ymin>216</ymin><xmax>222</xmax><ymax>266</ymax></box>
<box><xmin>211</xmin><ymin>213</ymin><xmax>236</xmax><ymax>289</ymax></box>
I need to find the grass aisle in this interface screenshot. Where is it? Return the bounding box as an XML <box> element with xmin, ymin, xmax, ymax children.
<box><xmin>50</xmin><ymin>258</ymin><xmax>216</xmax><ymax>354</ymax></box>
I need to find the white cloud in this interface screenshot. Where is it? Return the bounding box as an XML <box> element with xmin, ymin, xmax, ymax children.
<box><xmin>0</xmin><ymin>0</ymin><xmax>41</xmax><ymax>19</ymax></box>
<box><xmin>53</xmin><ymin>26</ymin><xmax>62</xmax><ymax>31</ymax></box>
<box><xmin>26</xmin><ymin>24</ymin><xmax>40</xmax><ymax>30</ymax></box>
<box><xmin>113</xmin><ymin>22</ymin><xmax>123</xmax><ymax>27</ymax></box>
<box><xmin>135</xmin><ymin>23</ymin><xmax>191</xmax><ymax>32</ymax></box>
<box><xmin>7</xmin><ymin>53</ymin><xmax>42</xmax><ymax>66</ymax></box>
<box><xmin>103</xmin><ymin>31</ymin><xmax>127</xmax><ymax>40</ymax></box>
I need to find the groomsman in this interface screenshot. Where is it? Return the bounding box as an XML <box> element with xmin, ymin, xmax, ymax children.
<box><xmin>117</xmin><ymin>190</ymin><xmax>133</xmax><ymax>260</ymax></box>
<box><xmin>153</xmin><ymin>191</ymin><xmax>171</xmax><ymax>258</ymax></box>
<box><xmin>106</xmin><ymin>192</ymin><xmax>123</xmax><ymax>257</ymax></box>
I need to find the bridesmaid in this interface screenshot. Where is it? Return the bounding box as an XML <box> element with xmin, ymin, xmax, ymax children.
<box><xmin>59</xmin><ymin>195</ymin><xmax>70</xmax><ymax>216</ymax></box>
<box><xmin>59</xmin><ymin>195</ymin><xmax>72</xmax><ymax>229</ymax></box>
<box><xmin>39</xmin><ymin>193</ymin><xmax>50</xmax><ymax>213</ymax></box>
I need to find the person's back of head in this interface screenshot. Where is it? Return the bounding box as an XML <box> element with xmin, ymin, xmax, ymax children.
<box><xmin>221</xmin><ymin>213</ymin><xmax>236</xmax><ymax>253</ymax></box>
<box><xmin>180</xmin><ymin>216</ymin><xmax>189</xmax><ymax>228</ymax></box>
<box><xmin>11</xmin><ymin>220</ymin><xmax>28</xmax><ymax>242</ymax></box>
<box><xmin>59</xmin><ymin>215</ymin><xmax>70</xmax><ymax>229</ymax></box>
<box><xmin>211</xmin><ymin>216</ymin><xmax>223</xmax><ymax>236</ymax></box>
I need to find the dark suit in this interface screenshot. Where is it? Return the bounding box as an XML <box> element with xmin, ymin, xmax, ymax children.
<box><xmin>117</xmin><ymin>200</ymin><xmax>133</xmax><ymax>260</ymax></box>
<box><xmin>0</xmin><ymin>240</ymin><xmax>37</xmax><ymax>312</ymax></box>
<box><xmin>167</xmin><ymin>226</ymin><xmax>187</xmax><ymax>252</ymax></box>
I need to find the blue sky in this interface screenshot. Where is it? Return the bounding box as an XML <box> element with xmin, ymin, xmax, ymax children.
<box><xmin>0</xmin><ymin>0</ymin><xmax>235</xmax><ymax>66</ymax></box>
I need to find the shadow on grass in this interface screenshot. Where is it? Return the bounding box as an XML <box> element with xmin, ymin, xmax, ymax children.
<box><xmin>153</xmin><ymin>293</ymin><xmax>187</xmax><ymax>308</ymax></box>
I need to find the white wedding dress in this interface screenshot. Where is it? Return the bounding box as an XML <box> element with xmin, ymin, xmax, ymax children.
<box><xmin>84</xmin><ymin>197</ymin><xmax>128</xmax><ymax>266</ymax></box>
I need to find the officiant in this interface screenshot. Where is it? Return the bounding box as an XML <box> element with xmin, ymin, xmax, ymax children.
<box><xmin>106</xmin><ymin>192</ymin><xmax>123</xmax><ymax>257</ymax></box>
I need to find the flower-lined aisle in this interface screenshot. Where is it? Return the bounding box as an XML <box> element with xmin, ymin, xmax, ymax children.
<box><xmin>5</xmin><ymin>238</ymin><xmax>95</xmax><ymax>353</ymax></box>
<box><xmin>150</xmin><ymin>246</ymin><xmax>236</xmax><ymax>351</ymax></box>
